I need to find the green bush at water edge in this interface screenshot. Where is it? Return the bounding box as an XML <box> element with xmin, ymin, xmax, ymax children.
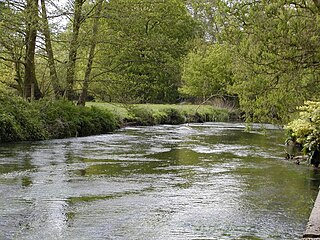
<box><xmin>0</xmin><ymin>93</ymin><xmax>118</xmax><ymax>142</ymax></box>
<box><xmin>285</xmin><ymin>101</ymin><xmax>320</xmax><ymax>153</ymax></box>
<box><xmin>36</xmin><ymin>100</ymin><xmax>119</xmax><ymax>139</ymax></box>
<box><xmin>0</xmin><ymin>92</ymin><xmax>235</xmax><ymax>143</ymax></box>
<box><xmin>0</xmin><ymin>93</ymin><xmax>46</xmax><ymax>142</ymax></box>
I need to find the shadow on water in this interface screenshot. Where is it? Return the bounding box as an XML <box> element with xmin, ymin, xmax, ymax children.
<box><xmin>1</xmin><ymin>123</ymin><xmax>320</xmax><ymax>239</ymax></box>
<box><xmin>0</xmin><ymin>157</ymin><xmax>34</xmax><ymax>174</ymax></box>
<box><xmin>72</xmin><ymin>160</ymin><xmax>179</xmax><ymax>176</ymax></box>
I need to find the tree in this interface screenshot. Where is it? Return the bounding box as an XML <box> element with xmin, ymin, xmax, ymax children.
<box><xmin>217</xmin><ymin>0</ymin><xmax>320</xmax><ymax>123</ymax></box>
<box><xmin>0</xmin><ymin>0</ymin><xmax>44</xmax><ymax>99</ymax></box>
<box><xmin>65</xmin><ymin>0</ymin><xmax>86</xmax><ymax>100</ymax></box>
<box><xmin>180</xmin><ymin>43</ymin><xmax>233</xmax><ymax>102</ymax></box>
<box><xmin>24</xmin><ymin>0</ymin><xmax>42</xmax><ymax>99</ymax></box>
<box><xmin>91</xmin><ymin>0</ymin><xmax>198</xmax><ymax>103</ymax></box>
<box><xmin>77</xmin><ymin>0</ymin><xmax>104</xmax><ymax>106</ymax></box>
<box><xmin>0</xmin><ymin>1</ymin><xmax>27</xmax><ymax>95</ymax></box>
<box><xmin>40</xmin><ymin>0</ymin><xmax>62</xmax><ymax>98</ymax></box>
<box><xmin>286</xmin><ymin>101</ymin><xmax>320</xmax><ymax>166</ymax></box>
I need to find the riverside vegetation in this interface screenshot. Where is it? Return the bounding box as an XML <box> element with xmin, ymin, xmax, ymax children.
<box><xmin>0</xmin><ymin>1</ymin><xmax>319</xmax><ymax>144</ymax></box>
<box><xmin>0</xmin><ymin>91</ymin><xmax>234</xmax><ymax>143</ymax></box>
<box><xmin>285</xmin><ymin>101</ymin><xmax>320</xmax><ymax>166</ymax></box>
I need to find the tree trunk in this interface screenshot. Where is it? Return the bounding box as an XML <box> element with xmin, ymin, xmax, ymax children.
<box><xmin>40</xmin><ymin>0</ymin><xmax>61</xmax><ymax>98</ymax></box>
<box><xmin>14</xmin><ymin>60</ymin><xmax>23</xmax><ymax>95</ymax></box>
<box><xmin>65</xmin><ymin>0</ymin><xmax>84</xmax><ymax>100</ymax></box>
<box><xmin>77</xmin><ymin>0</ymin><xmax>103</xmax><ymax>106</ymax></box>
<box><xmin>24</xmin><ymin>0</ymin><xmax>42</xmax><ymax>100</ymax></box>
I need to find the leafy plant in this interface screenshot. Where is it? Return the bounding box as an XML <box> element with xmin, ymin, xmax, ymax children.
<box><xmin>285</xmin><ymin>101</ymin><xmax>320</xmax><ymax>152</ymax></box>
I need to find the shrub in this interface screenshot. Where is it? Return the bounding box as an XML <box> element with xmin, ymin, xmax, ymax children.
<box><xmin>285</xmin><ymin>101</ymin><xmax>320</xmax><ymax>152</ymax></box>
<box><xmin>37</xmin><ymin>100</ymin><xmax>119</xmax><ymax>139</ymax></box>
<box><xmin>0</xmin><ymin>113</ymin><xmax>23</xmax><ymax>142</ymax></box>
<box><xmin>162</xmin><ymin>108</ymin><xmax>186</xmax><ymax>125</ymax></box>
<box><xmin>76</xmin><ymin>106</ymin><xmax>119</xmax><ymax>136</ymax></box>
<box><xmin>0</xmin><ymin>92</ymin><xmax>47</xmax><ymax>142</ymax></box>
<box><xmin>128</xmin><ymin>106</ymin><xmax>156</xmax><ymax>126</ymax></box>
<box><xmin>152</xmin><ymin>111</ymin><xmax>168</xmax><ymax>124</ymax></box>
<box><xmin>0</xmin><ymin>95</ymin><xmax>119</xmax><ymax>143</ymax></box>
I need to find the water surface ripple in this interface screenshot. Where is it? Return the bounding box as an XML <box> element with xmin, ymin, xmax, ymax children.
<box><xmin>0</xmin><ymin>122</ymin><xmax>320</xmax><ymax>240</ymax></box>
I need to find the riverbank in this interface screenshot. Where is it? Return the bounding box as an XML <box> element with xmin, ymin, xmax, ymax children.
<box><xmin>87</xmin><ymin>102</ymin><xmax>238</xmax><ymax>126</ymax></box>
<box><xmin>0</xmin><ymin>96</ymin><xmax>238</xmax><ymax>143</ymax></box>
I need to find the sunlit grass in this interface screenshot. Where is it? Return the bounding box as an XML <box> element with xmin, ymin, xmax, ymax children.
<box><xmin>87</xmin><ymin>102</ymin><xmax>230</xmax><ymax>121</ymax></box>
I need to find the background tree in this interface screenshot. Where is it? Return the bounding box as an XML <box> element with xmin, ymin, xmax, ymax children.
<box><xmin>0</xmin><ymin>1</ymin><xmax>26</xmax><ymax>95</ymax></box>
<box><xmin>24</xmin><ymin>0</ymin><xmax>42</xmax><ymax>99</ymax></box>
<box><xmin>180</xmin><ymin>43</ymin><xmax>233</xmax><ymax>102</ymax></box>
<box><xmin>90</xmin><ymin>0</ymin><xmax>198</xmax><ymax>103</ymax></box>
<box><xmin>40</xmin><ymin>0</ymin><xmax>62</xmax><ymax>98</ymax></box>
<box><xmin>216</xmin><ymin>0</ymin><xmax>320</xmax><ymax>123</ymax></box>
<box><xmin>77</xmin><ymin>0</ymin><xmax>104</xmax><ymax>106</ymax></box>
<box><xmin>65</xmin><ymin>0</ymin><xmax>86</xmax><ymax>100</ymax></box>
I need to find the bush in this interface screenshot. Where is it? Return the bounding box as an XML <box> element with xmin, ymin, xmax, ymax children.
<box><xmin>77</xmin><ymin>106</ymin><xmax>119</xmax><ymax>136</ymax></box>
<box><xmin>0</xmin><ymin>92</ymin><xmax>47</xmax><ymax>142</ymax></box>
<box><xmin>119</xmin><ymin>104</ymin><xmax>232</xmax><ymax>126</ymax></box>
<box><xmin>0</xmin><ymin>94</ymin><xmax>119</xmax><ymax>143</ymax></box>
<box><xmin>127</xmin><ymin>106</ymin><xmax>156</xmax><ymax>125</ymax></box>
<box><xmin>129</xmin><ymin>107</ymin><xmax>187</xmax><ymax>125</ymax></box>
<box><xmin>152</xmin><ymin>111</ymin><xmax>168</xmax><ymax>124</ymax></box>
<box><xmin>162</xmin><ymin>108</ymin><xmax>186</xmax><ymax>125</ymax></box>
<box><xmin>285</xmin><ymin>101</ymin><xmax>320</xmax><ymax>152</ymax></box>
<box><xmin>0</xmin><ymin>113</ymin><xmax>23</xmax><ymax>142</ymax></box>
<box><xmin>37</xmin><ymin>100</ymin><xmax>119</xmax><ymax>139</ymax></box>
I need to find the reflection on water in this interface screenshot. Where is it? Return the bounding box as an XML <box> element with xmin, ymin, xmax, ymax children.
<box><xmin>0</xmin><ymin>122</ymin><xmax>319</xmax><ymax>240</ymax></box>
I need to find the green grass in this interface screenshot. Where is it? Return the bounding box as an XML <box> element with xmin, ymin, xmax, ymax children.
<box><xmin>0</xmin><ymin>92</ymin><xmax>238</xmax><ymax>143</ymax></box>
<box><xmin>87</xmin><ymin>102</ymin><xmax>235</xmax><ymax>125</ymax></box>
<box><xmin>86</xmin><ymin>102</ymin><xmax>131</xmax><ymax>120</ymax></box>
<box><xmin>0</xmin><ymin>95</ymin><xmax>119</xmax><ymax>143</ymax></box>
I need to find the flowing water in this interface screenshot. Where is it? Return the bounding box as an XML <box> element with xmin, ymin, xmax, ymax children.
<box><xmin>0</xmin><ymin>122</ymin><xmax>320</xmax><ymax>240</ymax></box>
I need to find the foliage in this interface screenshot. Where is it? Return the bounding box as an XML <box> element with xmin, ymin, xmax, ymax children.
<box><xmin>219</xmin><ymin>0</ymin><xmax>320</xmax><ymax>123</ymax></box>
<box><xmin>286</xmin><ymin>101</ymin><xmax>320</xmax><ymax>152</ymax></box>
<box><xmin>0</xmin><ymin>93</ymin><xmax>119</xmax><ymax>143</ymax></box>
<box><xmin>36</xmin><ymin>100</ymin><xmax>119</xmax><ymax>139</ymax></box>
<box><xmin>0</xmin><ymin>91</ymin><xmax>47</xmax><ymax>142</ymax></box>
<box><xmin>180</xmin><ymin>43</ymin><xmax>233</xmax><ymax>101</ymax></box>
<box><xmin>89</xmin><ymin>102</ymin><xmax>232</xmax><ymax>126</ymax></box>
<box><xmin>90</xmin><ymin>0</ymin><xmax>198</xmax><ymax>103</ymax></box>
<box><xmin>127</xmin><ymin>106</ymin><xmax>156</xmax><ymax>126</ymax></box>
<box><xmin>1</xmin><ymin>0</ymin><xmax>319</xmax><ymax>124</ymax></box>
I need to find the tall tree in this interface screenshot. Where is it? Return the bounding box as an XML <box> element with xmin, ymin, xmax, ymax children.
<box><xmin>24</xmin><ymin>0</ymin><xmax>42</xmax><ymax>99</ymax></box>
<box><xmin>77</xmin><ymin>0</ymin><xmax>103</xmax><ymax>106</ymax></box>
<box><xmin>91</xmin><ymin>0</ymin><xmax>198</xmax><ymax>103</ymax></box>
<box><xmin>180</xmin><ymin>43</ymin><xmax>233</xmax><ymax>102</ymax></box>
<box><xmin>214</xmin><ymin>0</ymin><xmax>320</xmax><ymax>123</ymax></box>
<box><xmin>65</xmin><ymin>0</ymin><xmax>86</xmax><ymax>100</ymax></box>
<box><xmin>40</xmin><ymin>0</ymin><xmax>62</xmax><ymax>98</ymax></box>
<box><xmin>0</xmin><ymin>1</ymin><xmax>26</xmax><ymax>95</ymax></box>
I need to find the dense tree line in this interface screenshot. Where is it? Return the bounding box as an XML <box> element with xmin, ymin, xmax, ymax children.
<box><xmin>0</xmin><ymin>0</ymin><xmax>319</xmax><ymax>123</ymax></box>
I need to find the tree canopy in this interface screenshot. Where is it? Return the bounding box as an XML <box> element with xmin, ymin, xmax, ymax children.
<box><xmin>0</xmin><ymin>0</ymin><xmax>319</xmax><ymax>123</ymax></box>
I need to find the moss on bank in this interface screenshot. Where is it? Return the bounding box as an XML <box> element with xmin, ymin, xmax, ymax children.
<box><xmin>0</xmin><ymin>94</ymin><xmax>237</xmax><ymax>143</ymax></box>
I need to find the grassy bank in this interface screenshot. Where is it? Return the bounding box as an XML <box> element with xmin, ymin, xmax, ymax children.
<box><xmin>87</xmin><ymin>102</ymin><xmax>236</xmax><ymax>126</ymax></box>
<box><xmin>0</xmin><ymin>94</ymin><xmax>118</xmax><ymax>143</ymax></box>
<box><xmin>0</xmin><ymin>92</ymin><xmax>237</xmax><ymax>143</ymax></box>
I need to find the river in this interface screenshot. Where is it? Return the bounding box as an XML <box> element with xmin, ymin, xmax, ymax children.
<box><xmin>0</xmin><ymin>122</ymin><xmax>319</xmax><ymax>240</ymax></box>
